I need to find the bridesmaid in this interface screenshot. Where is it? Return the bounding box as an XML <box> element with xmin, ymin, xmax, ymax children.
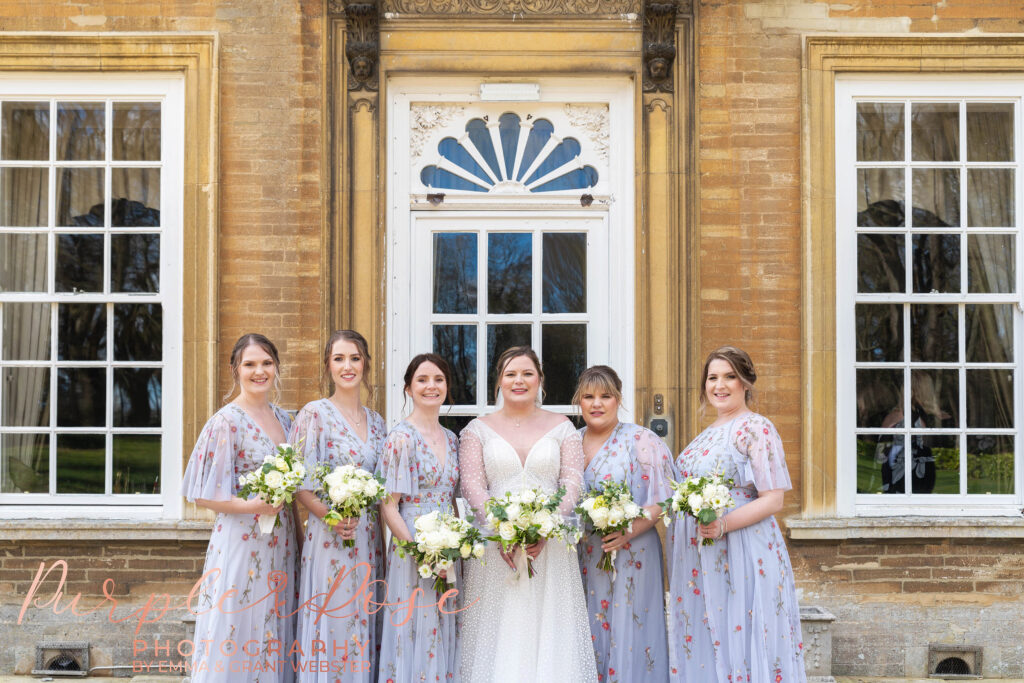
<box><xmin>292</xmin><ymin>330</ymin><xmax>387</xmax><ymax>682</ymax></box>
<box><xmin>667</xmin><ymin>346</ymin><xmax>805</xmax><ymax>683</ymax></box>
<box><xmin>575</xmin><ymin>365</ymin><xmax>675</xmax><ymax>682</ymax></box>
<box><xmin>376</xmin><ymin>353</ymin><xmax>461</xmax><ymax>682</ymax></box>
<box><xmin>181</xmin><ymin>333</ymin><xmax>298</xmax><ymax>683</ymax></box>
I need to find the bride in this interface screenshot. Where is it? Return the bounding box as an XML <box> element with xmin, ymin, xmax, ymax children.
<box><xmin>458</xmin><ymin>346</ymin><xmax>598</xmax><ymax>682</ymax></box>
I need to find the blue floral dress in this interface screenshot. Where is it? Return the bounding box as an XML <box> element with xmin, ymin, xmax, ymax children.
<box><xmin>667</xmin><ymin>413</ymin><xmax>805</xmax><ymax>683</ymax></box>
<box><xmin>181</xmin><ymin>403</ymin><xmax>298</xmax><ymax>683</ymax></box>
<box><xmin>579</xmin><ymin>422</ymin><xmax>675</xmax><ymax>683</ymax></box>
<box><xmin>376</xmin><ymin>420</ymin><xmax>461</xmax><ymax>683</ymax></box>
<box><xmin>290</xmin><ymin>399</ymin><xmax>386</xmax><ymax>683</ymax></box>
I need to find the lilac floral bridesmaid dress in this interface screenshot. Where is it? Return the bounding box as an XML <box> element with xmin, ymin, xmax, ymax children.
<box><xmin>667</xmin><ymin>413</ymin><xmax>805</xmax><ymax>683</ymax></box>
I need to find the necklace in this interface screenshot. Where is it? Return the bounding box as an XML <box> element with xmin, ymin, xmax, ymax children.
<box><xmin>333</xmin><ymin>399</ymin><xmax>363</xmax><ymax>427</ymax></box>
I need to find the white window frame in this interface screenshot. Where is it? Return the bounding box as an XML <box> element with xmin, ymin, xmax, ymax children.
<box><xmin>836</xmin><ymin>74</ymin><xmax>1024</xmax><ymax>517</ymax></box>
<box><xmin>0</xmin><ymin>73</ymin><xmax>184</xmax><ymax>520</ymax></box>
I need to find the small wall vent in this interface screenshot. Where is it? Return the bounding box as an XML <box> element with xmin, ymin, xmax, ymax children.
<box><xmin>928</xmin><ymin>643</ymin><xmax>982</xmax><ymax>679</ymax></box>
<box><xmin>32</xmin><ymin>641</ymin><xmax>89</xmax><ymax>677</ymax></box>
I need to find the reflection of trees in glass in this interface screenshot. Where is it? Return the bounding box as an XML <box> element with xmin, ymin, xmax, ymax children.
<box><xmin>433</xmin><ymin>234</ymin><xmax>476</xmax><ymax>314</ymax></box>
<box><xmin>114</xmin><ymin>304</ymin><xmax>162</xmax><ymax>362</ymax></box>
<box><xmin>56</xmin><ymin>234</ymin><xmax>103</xmax><ymax>291</ymax></box>
<box><xmin>542</xmin><ymin>233</ymin><xmax>586</xmax><ymax>313</ymax></box>
<box><xmin>912</xmin><ymin>233</ymin><xmax>959</xmax><ymax>293</ymax></box>
<box><xmin>856</xmin><ymin>369</ymin><xmax>901</xmax><ymax>428</ymax></box>
<box><xmin>112</xmin><ymin>234</ymin><xmax>160</xmax><ymax>293</ymax></box>
<box><xmin>855</xmin><ymin>304</ymin><xmax>902</xmax><ymax>362</ymax></box>
<box><xmin>541</xmin><ymin>325</ymin><xmax>586</xmax><ymax>405</ymax></box>
<box><xmin>911</xmin><ymin>305</ymin><xmax>957</xmax><ymax>363</ymax></box>
<box><xmin>857</xmin><ymin>234</ymin><xmax>904</xmax><ymax>293</ymax></box>
<box><xmin>114</xmin><ymin>369</ymin><xmax>161</xmax><ymax>428</ymax></box>
<box><xmin>433</xmin><ymin>326</ymin><xmax>475</xmax><ymax>405</ymax></box>
<box><xmin>488</xmin><ymin>234</ymin><xmax>531</xmax><ymax>314</ymax></box>
<box><xmin>58</xmin><ymin>304</ymin><xmax>106</xmax><ymax>361</ymax></box>
<box><xmin>57</xmin><ymin>368</ymin><xmax>105</xmax><ymax>427</ymax></box>
<box><xmin>113</xmin><ymin>435</ymin><xmax>161</xmax><ymax>494</ymax></box>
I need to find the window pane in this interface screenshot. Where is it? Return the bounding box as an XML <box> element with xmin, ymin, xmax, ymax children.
<box><xmin>856</xmin><ymin>304</ymin><xmax>903</xmax><ymax>362</ymax></box>
<box><xmin>911</xmin><ymin>169</ymin><xmax>959</xmax><ymax>227</ymax></box>
<box><xmin>112</xmin><ymin>102</ymin><xmax>160</xmax><ymax>162</ymax></box>
<box><xmin>56</xmin><ymin>167</ymin><xmax>104</xmax><ymax>226</ymax></box>
<box><xmin>2</xmin><ymin>102</ymin><xmax>49</xmax><ymax>161</ymax></box>
<box><xmin>499</xmin><ymin>113</ymin><xmax>520</xmax><ymax>180</ymax></box>
<box><xmin>433</xmin><ymin>233</ymin><xmax>476</xmax><ymax>314</ymax></box>
<box><xmin>857</xmin><ymin>169</ymin><xmax>904</xmax><ymax>227</ymax></box>
<box><xmin>856</xmin><ymin>434</ymin><xmax>903</xmax><ymax>494</ymax></box>
<box><xmin>1</xmin><ymin>168</ymin><xmax>48</xmax><ymax>226</ymax></box>
<box><xmin>113</xmin><ymin>304</ymin><xmax>162</xmax><ymax>362</ymax></box>
<box><xmin>912</xmin><ymin>233</ymin><xmax>960</xmax><ymax>293</ymax></box>
<box><xmin>486</xmin><ymin>324</ymin><xmax>531</xmax><ymax>405</ymax></box>
<box><xmin>488</xmin><ymin>233</ymin><xmax>532</xmax><ymax>314</ymax></box>
<box><xmin>911</xmin><ymin>369</ymin><xmax>959</xmax><ymax>428</ymax></box>
<box><xmin>0</xmin><ymin>234</ymin><xmax>47</xmax><ymax>291</ymax></box>
<box><xmin>1</xmin><ymin>433</ymin><xmax>48</xmax><ymax>493</ymax></box>
<box><xmin>968</xmin><ymin>234</ymin><xmax>1014</xmax><ymax>293</ymax></box>
<box><xmin>439</xmin><ymin>415</ymin><xmax>473</xmax><ymax>436</ymax></box>
<box><xmin>541</xmin><ymin>324</ymin><xmax>586</xmax><ymax>405</ymax></box>
<box><xmin>856</xmin><ymin>103</ymin><xmax>904</xmax><ymax>162</ymax></box>
<box><xmin>967</xmin><ymin>369</ymin><xmax>1013</xmax><ymax>429</ymax></box>
<box><xmin>966</xmin><ymin>435</ymin><xmax>1014</xmax><ymax>495</ymax></box>
<box><xmin>58</xmin><ymin>303</ymin><xmax>106</xmax><ymax>361</ymax></box>
<box><xmin>433</xmin><ymin>324</ymin><xmax>476</xmax><ymax>405</ymax></box>
<box><xmin>911</xmin><ymin>103</ymin><xmax>958</xmax><ymax>162</ymax></box>
<box><xmin>57</xmin><ymin>368</ymin><xmax>105</xmax><ymax>427</ymax></box>
<box><xmin>2</xmin><ymin>303</ymin><xmax>50</xmax><ymax>360</ymax></box>
<box><xmin>917</xmin><ymin>434</ymin><xmax>957</xmax><ymax>494</ymax></box>
<box><xmin>543</xmin><ymin>233</ymin><xmax>586</xmax><ymax>313</ymax></box>
<box><xmin>111</xmin><ymin>234</ymin><xmax>160</xmax><ymax>293</ymax></box>
<box><xmin>1</xmin><ymin>367</ymin><xmax>49</xmax><ymax>427</ymax></box>
<box><xmin>56</xmin><ymin>434</ymin><xmax>104</xmax><ymax>493</ymax></box>
<box><xmin>967</xmin><ymin>103</ymin><xmax>1013</xmax><ymax>162</ymax></box>
<box><xmin>113</xmin><ymin>434</ymin><xmax>161</xmax><ymax>494</ymax></box>
<box><xmin>911</xmin><ymin>304</ymin><xmax>957</xmax><ymax>363</ymax></box>
<box><xmin>857</xmin><ymin>234</ymin><xmax>905</xmax><ymax>293</ymax></box>
<box><xmin>966</xmin><ymin>304</ymin><xmax>1013</xmax><ymax>363</ymax></box>
<box><xmin>111</xmin><ymin>169</ymin><xmax>160</xmax><ymax>226</ymax></box>
<box><xmin>967</xmin><ymin>169</ymin><xmax>1014</xmax><ymax>227</ymax></box>
<box><xmin>856</xmin><ymin>369</ymin><xmax>902</xmax><ymax>428</ymax></box>
<box><xmin>55</xmin><ymin>234</ymin><xmax>103</xmax><ymax>292</ymax></box>
<box><xmin>57</xmin><ymin>102</ymin><xmax>104</xmax><ymax>161</ymax></box>
<box><xmin>114</xmin><ymin>368</ymin><xmax>161</xmax><ymax>428</ymax></box>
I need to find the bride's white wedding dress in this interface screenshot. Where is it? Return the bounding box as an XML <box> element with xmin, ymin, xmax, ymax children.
<box><xmin>458</xmin><ymin>418</ymin><xmax>598</xmax><ymax>683</ymax></box>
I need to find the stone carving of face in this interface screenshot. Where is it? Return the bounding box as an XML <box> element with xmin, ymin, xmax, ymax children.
<box><xmin>649</xmin><ymin>57</ymin><xmax>669</xmax><ymax>81</ymax></box>
<box><xmin>351</xmin><ymin>55</ymin><xmax>372</xmax><ymax>81</ymax></box>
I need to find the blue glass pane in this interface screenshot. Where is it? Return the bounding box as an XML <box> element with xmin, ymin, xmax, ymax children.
<box><xmin>488</xmin><ymin>233</ymin><xmax>532</xmax><ymax>314</ymax></box>
<box><xmin>531</xmin><ymin>166</ymin><xmax>598</xmax><ymax>193</ymax></box>
<box><xmin>433</xmin><ymin>325</ymin><xmax>476</xmax><ymax>405</ymax></box>
<box><xmin>517</xmin><ymin>119</ymin><xmax>554</xmax><ymax>181</ymax></box>
<box><xmin>542</xmin><ymin>324</ymin><xmax>587</xmax><ymax>405</ymax></box>
<box><xmin>466</xmin><ymin>119</ymin><xmax>502</xmax><ymax>181</ymax></box>
<box><xmin>486</xmin><ymin>324</ymin><xmax>532</xmax><ymax>405</ymax></box>
<box><xmin>421</xmin><ymin>166</ymin><xmax>487</xmax><ymax>192</ymax></box>
<box><xmin>434</xmin><ymin>233</ymin><xmax>477</xmax><ymax>314</ymax></box>
<box><xmin>543</xmin><ymin>233</ymin><xmax>586</xmax><ymax>313</ymax></box>
<box><xmin>524</xmin><ymin>138</ymin><xmax>582</xmax><ymax>185</ymax></box>
<box><xmin>499</xmin><ymin>113</ymin><xmax>520</xmax><ymax>180</ymax></box>
<box><xmin>438</xmin><ymin>138</ymin><xmax>492</xmax><ymax>186</ymax></box>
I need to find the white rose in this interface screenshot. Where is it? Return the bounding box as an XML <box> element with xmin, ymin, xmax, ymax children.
<box><xmin>324</xmin><ymin>471</ymin><xmax>343</xmax><ymax>489</ymax></box>
<box><xmin>624</xmin><ymin>502</ymin><xmax>641</xmax><ymax>518</ymax></box>
<box><xmin>264</xmin><ymin>470</ymin><xmax>285</xmax><ymax>490</ymax></box>
<box><xmin>607</xmin><ymin>508</ymin><xmax>625</xmax><ymax>527</ymax></box>
<box><xmin>263</xmin><ymin>455</ymin><xmax>276</xmax><ymax>464</ymax></box>
<box><xmin>485</xmin><ymin>512</ymin><xmax>498</xmax><ymax>528</ymax></box>
<box><xmin>701</xmin><ymin>484</ymin><xmax>717</xmax><ymax>500</ymax></box>
<box><xmin>717</xmin><ymin>485</ymin><xmax>731</xmax><ymax>499</ymax></box>
<box><xmin>580</xmin><ymin>497</ymin><xmax>596</xmax><ymax>512</ymax></box>
<box><xmin>275</xmin><ymin>457</ymin><xmax>288</xmax><ymax>472</ymax></box>
<box><xmin>473</xmin><ymin>543</ymin><xmax>485</xmax><ymax>559</ymax></box>
<box><xmin>515</xmin><ymin>511</ymin><xmax>533</xmax><ymax>528</ymax></box>
<box><xmin>538</xmin><ymin>517</ymin><xmax>555</xmax><ymax>537</ymax></box>
<box><xmin>498</xmin><ymin>521</ymin><xmax>517</xmax><ymax>542</ymax></box>
<box><xmin>520</xmin><ymin>489</ymin><xmax>537</xmax><ymax>504</ymax></box>
<box><xmin>687</xmin><ymin>494</ymin><xmax>704</xmax><ymax>512</ymax></box>
<box><xmin>505</xmin><ymin>503</ymin><xmax>521</xmax><ymax>521</ymax></box>
<box><xmin>460</xmin><ymin>543</ymin><xmax>472</xmax><ymax>559</ymax></box>
<box><xmin>590</xmin><ymin>507</ymin><xmax>609</xmax><ymax>528</ymax></box>
<box><xmin>443</xmin><ymin>530</ymin><xmax>462</xmax><ymax>549</ymax></box>
<box><xmin>415</xmin><ymin>511</ymin><xmax>439</xmax><ymax>532</ymax></box>
<box><xmin>362</xmin><ymin>479</ymin><xmax>379</xmax><ymax>497</ymax></box>
<box><xmin>418</xmin><ymin>564</ymin><xmax>433</xmax><ymax>579</ymax></box>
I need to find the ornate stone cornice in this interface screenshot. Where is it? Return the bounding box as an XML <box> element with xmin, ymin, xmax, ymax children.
<box><xmin>642</xmin><ymin>0</ymin><xmax>676</xmax><ymax>93</ymax></box>
<box><xmin>343</xmin><ymin>0</ymin><xmax>380</xmax><ymax>92</ymax></box>
<box><xmin>381</xmin><ymin>0</ymin><xmax>640</xmax><ymax>16</ymax></box>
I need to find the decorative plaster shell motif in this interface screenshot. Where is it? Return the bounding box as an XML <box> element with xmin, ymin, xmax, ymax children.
<box><xmin>410</xmin><ymin>104</ymin><xmax>467</xmax><ymax>169</ymax></box>
<box><xmin>562</xmin><ymin>104</ymin><xmax>609</xmax><ymax>165</ymax></box>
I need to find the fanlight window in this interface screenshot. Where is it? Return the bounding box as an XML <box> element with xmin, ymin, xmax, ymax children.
<box><xmin>420</xmin><ymin>112</ymin><xmax>598</xmax><ymax>194</ymax></box>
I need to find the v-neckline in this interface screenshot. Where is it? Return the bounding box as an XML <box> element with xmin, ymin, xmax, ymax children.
<box><xmin>582</xmin><ymin>422</ymin><xmax>621</xmax><ymax>473</ymax></box>
<box><xmin>324</xmin><ymin>399</ymin><xmax>370</xmax><ymax>446</ymax></box>
<box><xmin>476</xmin><ymin>419</ymin><xmax>565</xmax><ymax>468</ymax></box>
<box><xmin>407</xmin><ymin>422</ymin><xmax>448</xmax><ymax>475</ymax></box>
<box><xmin>229</xmin><ymin>403</ymin><xmax>287</xmax><ymax>448</ymax></box>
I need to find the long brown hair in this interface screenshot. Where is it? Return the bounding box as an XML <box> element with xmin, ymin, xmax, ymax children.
<box><xmin>320</xmin><ymin>329</ymin><xmax>373</xmax><ymax>397</ymax></box>
<box><xmin>402</xmin><ymin>353</ymin><xmax>454</xmax><ymax>413</ymax></box>
<box><xmin>699</xmin><ymin>345</ymin><xmax>757</xmax><ymax>411</ymax></box>
<box><xmin>224</xmin><ymin>333</ymin><xmax>282</xmax><ymax>402</ymax></box>
<box><xmin>493</xmin><ymin>346</ymin><xmax>545</xmax><ymax>404</ymax></box>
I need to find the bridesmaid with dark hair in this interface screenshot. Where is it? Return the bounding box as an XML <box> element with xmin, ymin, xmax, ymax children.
<box><xmin>292</xmin><ymin>330</ymin><xmax>387</xmax><ymax>683</ymax></box>
<box><xmin>181</xmin><ymin>333</ymin><xmax>298</xmax><ymax>682</ymax></box>
<box><xmin>376</xmin><ymin>353</ymin><xmax>461</xmax><ymax>683</ymax></box>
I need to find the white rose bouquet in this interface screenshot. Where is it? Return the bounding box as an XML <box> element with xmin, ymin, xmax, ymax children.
<box><xmin>660</xmin><ymin>473</ymin><xmax>735</xmax><ymax>546</ymax></box>
<box><xmin>394</xmin><ymin>510</ymin><xmax>486</xmax><ymax>594</ymax></box>
<box><xmin>576</xmin><ymin>480</ymin><xmax>650</xmax><ymax>574</ymax></box>
<box><xmin>314</xmin><ymin>463</ymin><xmax>387</xmax><ymax>547</ymax></box>
<box><xmin>483</xmin><ymin>486</ymin><xmax>579</xmax><ymax>579</ymax></box>
<box><xmin>237</xmin><ymin>442</ymin><xmax>307</xmax><ymax>534</ymax></box>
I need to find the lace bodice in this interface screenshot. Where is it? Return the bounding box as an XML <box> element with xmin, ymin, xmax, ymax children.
<box><xmin>459</xmin><ymin>418</ymin><xmax>584</xmax><ymax>522</ymax></box>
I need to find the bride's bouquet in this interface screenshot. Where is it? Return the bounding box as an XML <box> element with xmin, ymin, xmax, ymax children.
<box><xmin>484</xmin><ymin>486</ymin><xmax>579</xmax><ymax>578</ymax></box>
<box><xmin>576</xmin><ymin>480</ymin><xmax>650</xmax><ymax>575</ymax></box>
<box><xmin>315</xmin><ymin>463</ymin><xmax>387</xmax><ymax>547</ymax></box>
<box><xmin>394</xmin><ymin>510</ymin><xmax>486</xmax><ymax>593</ymax></box>
<box><xmin>660</xmin><ymin>473</ymin><xmax>735</xmax><ymax>546</ymax></box>
<box><xmin>237</xmin><ymin>442</ymin><xmax>306</xmax><ymax>534</ymax></box>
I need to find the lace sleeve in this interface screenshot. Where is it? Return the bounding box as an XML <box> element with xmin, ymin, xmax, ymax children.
<box><xmin>458</xmin><ymin>424</ymin><xmax>489</xmax><ymax>525</ymax></box>
<box><xmin>557</xmin><ymin>425</ymin><xmax>585</xmax><ymax>519</ymax></box>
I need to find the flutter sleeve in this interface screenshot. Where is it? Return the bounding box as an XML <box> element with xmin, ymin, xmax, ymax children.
<box><xmin>181</xmin><ymin>412</ymin><xmax>238</xmax><ymax>502</ymax></box>
<box><xmin>733</xmin><ymin>414</ymin><xmax>793</xmax><ymax>492</ymax></box>
<box><xmin>378</xmin><ymin>426</ymin><xmax>418</xmax><ymax>497</ymax></box>
<box><xmin>632</xmin><ymin>427</ymin><xmax>675</xmax><ymax>507</ymax></box>
<box><xmin>556</xmin><ymin>422</ymin><xmax>585</xmax><ymax>518</ymax></box>
<box><xmin>289</xmin><ymin>403</ymin><xmax>324</xmax><ymax>492</ymax></box>
<box><xmin>458</xmin><ymin>422</ymin><xmax>489</xmax><ymax>525</ymax></box>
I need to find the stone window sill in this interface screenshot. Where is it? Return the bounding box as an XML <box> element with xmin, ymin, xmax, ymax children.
<box><xmin>786</xmin><ymin>515</ymin><xmax>1024</xmax><ymax>540</ymax></box>
<box><xmin>0</xmin><ymin>519</ymin><xmax>212</xmax><ymax>542</ymax></box>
